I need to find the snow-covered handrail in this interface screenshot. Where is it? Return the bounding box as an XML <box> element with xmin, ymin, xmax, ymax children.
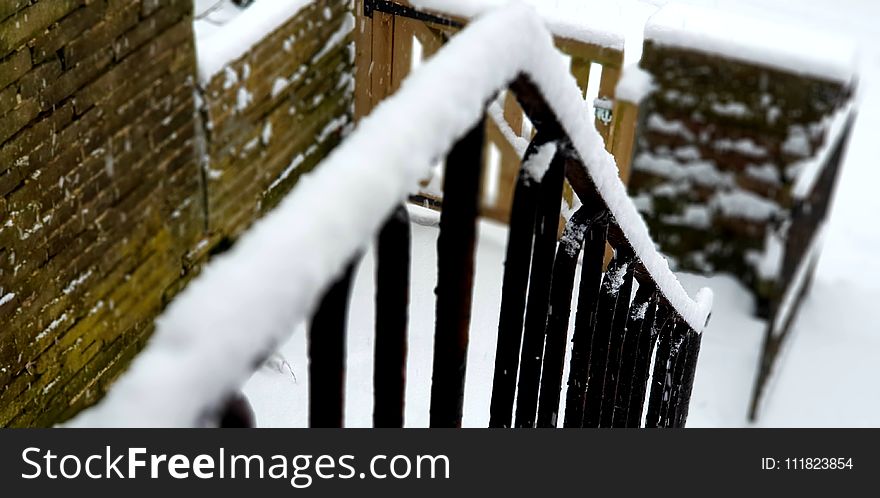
<box><xmin>69</xmin><ymin>3</ymin><xmax>710</xmax><ymax>427</ymax></box>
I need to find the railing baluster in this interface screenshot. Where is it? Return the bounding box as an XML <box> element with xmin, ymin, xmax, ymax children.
<box><xmin>661</xmin><ymin>326</ymin><xmax>692</xmax><ymax>428</ymax></box>
<box><xmin>563</xmin><ymin>213</ymin><xmax>608</xmax><ymax>428</ymax></box>
<box><xmin>612</xmin><ymin>276</ymin><xmax>654</xmax><ymax>427</ymax></box>
<box><xmin>599</xmin><ymin>245</ymin><xmax>635</xmax><ymax>427</ymax></box>
<box><xmin>536</xmin><ymin>207</ymin><xmax>594</xmax><ymax>428</ymax></box>
<box><xmin>514</xmin><ymin>144</ymin><xmax>565</xmax><ymax>429</ymax></box>
<box><xmin>430</xmin><ymin>115</ymin><xmax>486</xmax><ymax>428</ymax></box>
<box><xmin>374</xmin><ymin>205</ymin><xmax>411</xmax><ymax>427</ymax></box>
<box><xmin>489</xmin><ymin>136</ymin><xmax>551</xmax><ymax>428</ymax></box>
<box><xmin>644</xmin><ymin>309</ymin><xmax>678</xmax><ymax>428</ymax></box>
<box><xmin>673</xmin><ymin>330</ymin><xmax>702</xmax><ymax>428</ymax></box>
<box><xmin>309</xmin><ymin>261</ymin><xmax>357</xmax><ymax>428</ymax></box>
<box><xmin>583</xmin><ymin>244</ymin><xmax>634</xmax><ymax>427</ymax></box>
<box><xmin>627</xmin><ymin>288</ymin><xmax>661</xmax><ymax>428</ymax></box>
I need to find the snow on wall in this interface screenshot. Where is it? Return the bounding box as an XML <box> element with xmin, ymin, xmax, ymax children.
<box><xmin>195</xmin><ymin>0</ymin><xmax>315</xmax><ymax>83</ymax></box>
<box><xmin>68</xmin><ymin>3</ymin><xmax>710</xmax><ymax>427</ymax></box>
<box><xmin>410</xmin><ymin>0</ymin><xmax>625</xmax><ymax>51</ymax></box>
<box><xmin>645</xmin><ymin>3</ymin><xmax>858</xmax><ymax>84</ymax></box>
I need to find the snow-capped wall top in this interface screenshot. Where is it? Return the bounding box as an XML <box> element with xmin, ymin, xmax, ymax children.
<box><xmin>194</xmin><ymin>0</ymin><xmax>314</xmax><ymax>83</ymax></box>
<box><xmin>645</xmin><ymin>3</ymin><xmax>858</xmax><ymax>84</ymax></box>
<box><xmin>410</xmin><ymin>0</ymin><xmax>626</xmax><ymax>51</ymax></box>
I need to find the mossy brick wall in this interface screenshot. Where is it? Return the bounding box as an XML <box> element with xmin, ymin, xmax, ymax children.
<box><xmin>0</xmin><ymin>0</ymin><xmax>356</xmax><ymax>426</ymax></box>
<box><xmin>0</xmin><ymin>0</ymin><xmax>204</xmax><ymax>427</ymax></box>
<box><xmin>629</xmin><ymin>41</ymin><xmax>852</xmax><ymax>312</ymax></box>
<box><xmin>199</xmin><ymin>0</ymin><xmax>354</xmax><ymax>240</ymax></box>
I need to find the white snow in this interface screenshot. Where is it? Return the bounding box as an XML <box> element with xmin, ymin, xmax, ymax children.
<box><xmin>645</xmin><ymin>3</ymin><xmax>858</xmax><ymax>84</ymax></box>
<box><xmin>521</xmin><ymin>142</ymin><xmax>557</xmax><ymax>183</ymax></box>
<box><xmin>711</xmin><ymin>190</ymin><xmax>779</xmax><ymax>222</ymax></box>
<box><xmin>69</xmin><ymin>3</ymin><xmax>709</xmax><ymax>428</ymax></box>
<box><xmin>615</xmin><ymin>64</ymin><xmax>655</xmax><ymax>103</ymax></box>
<box><xmin>0</xmin><ymin>292</ymin><xmax>14</xmax><ymax>308</ymax></box>
<box><xmin>195</xmin><ymin>0</ymin><xmax>315</xmax><ymax>83</ymax></box>
<box><xmin>410</xmin><ymin>0</ymin><xmax>626</xmax><ymax>51</ymax></box>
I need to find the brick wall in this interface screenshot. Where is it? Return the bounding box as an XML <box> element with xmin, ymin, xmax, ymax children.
<box><xmin>629</xmin><ymin>41</ymin><xmax>853</xmax><ymax>314</ymax></box>
<box><xmin>0</xmin><ymin>0</ymin><xmax>355</xmax><ymax>427</ymax></box>
<box><xmin>0</xmin><ymin>0</ymin><xmax>203</xmax><ymax>427</ymax></box>
<box><xmin>198</xmin><ymin>0</ymin><xmax>355</xmax><ymax>241</ymax></box>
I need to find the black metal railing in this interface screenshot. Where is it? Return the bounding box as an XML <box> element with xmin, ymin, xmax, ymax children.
<box><xmin>294</xmin><ymin>72</ymin><xmax>707</xmax><ymax>428</ymax></box>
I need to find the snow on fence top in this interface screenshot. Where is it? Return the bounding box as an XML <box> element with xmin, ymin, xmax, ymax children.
<box><xmin>69</xmin><ymin>3</ymin><xmax>710</xmax><ymax>427</ymax></box>
<box><xmin>410</xmin><ymin>0</ymin><xmax>625</xmax><ymax>51</ymax></box>
<box><xmin>195</xmin><ymin>0</ymin><xmax>315</xmax><ymax>82</ymax></box>
<box><xmin>644</xmin><ymin>3</ymin><xmax>858</xmax><ymax>84</ymax></box>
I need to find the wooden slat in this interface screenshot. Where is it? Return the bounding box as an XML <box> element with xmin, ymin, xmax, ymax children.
<box><xmin>390</xmin><ymin>16</ymin><xmax>414</xmax><ymax>93</ymax></box>
<box><xmin>354</xmin><ymin>0</ymin><xmax>374</xmax><ymax>121</ymax></box>
<box><xmin>610</xmin><ymin>100</ymin><xmax>638</xmax><ymax>185</ymax></box>
<box><xmin>536</xmin><ymin>207</ymin><xmax>594</xmax><ymax>428</ymax></box>
<box><xmin>488</xmin><ymin>137</ymin><xmax>549</xmax><ymax>428</ymax></box>
<box><xmin>370</xmin><ymin>10</ymin><xmax>394</xmax><ymax>108</ymax></box>
<box><xmin>514</xmin><ymin>141</ymin><xmax>565</xmax><ymax>428</ymax></box>
<box><xmin>554</xmin><ymin>37</ymin><xmax>624</xmax><ymax>68</ymax></box>
<box><xmin>308</xmin><ymin>261</ymin><xmax>357</xmax><ymax>428</ymax></box>
<box><xmin>595</xmin><ymin>65</ymin><xmax>620</xmax><ymax>152</ymax></box>
<box><xmin>570</xmin><ymin>57</ymin><xmax>591</xmax><ymax>98</ymax></box>
<box><xmin>373</xmin><ymin>205</ymin><xmax>411</xmax><ymax>427</ymax></box>
<box><xmin>562</xmin><ymin>214</ymin><xmax>609</xmax><ymax>427</ymax></box>
<box><xmin>429</xmin><ymin>115</ymin><xmax>486</xmax><ymax>428</ymax></box>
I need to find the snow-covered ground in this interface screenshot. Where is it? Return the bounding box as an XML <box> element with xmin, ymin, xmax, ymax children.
<box><xmin>242</xmin><ymin>0</ymin><xmax>880</xmax><ymax>427</ymax></box>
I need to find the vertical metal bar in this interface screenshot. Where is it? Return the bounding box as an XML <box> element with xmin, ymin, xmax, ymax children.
<box><xmin>309</xmin><ymin>261</ymin><xmax>357</xmax><ymax>428</ymax></box>
<box><xmin>489</xmin><ymin>136</ymin><xmax>550</xmax><ymax>428</ymax></box>
<box><xmin>536</xmin><ymin>207</ymin><xmax>593</xmax><ymax>428</ymax></box>
<box><xmin>611</xmin><ymin>276</ymin><xmax>654</xmax><ymax>427</ymax></box>
<box><xmin>674</xmin><ymin>330</ymin><xmax>702</xmax><ymax>428</ymax></box>
<box><xmin>660</xmin><ymin>325</ymin><xmax>689</xmax><ymax>428</ymax></box>
<box><xmin>430</xmin><ymin>115</ymin><xmax>486</xmax><ymax>428</ymax></box>
<box><xmin>563</xmin><ymin>215</ymin><xmax>608</xmax><ymax>427</ymax></box>
<box><xmin>644</xmin><ymin>309</ymin><xmax>677</xmax><ymax>428</ymax></box>
<box><xmin>514</xmin><ymin>146</ymin><xmax>565</xmax><ymax>429</ymax></box>
<box><xmin>628</xmin><ymin>296</ymin><xmax>663</xmax><ymax>428</ymax></box>
<box><xmin>583</xmin><ymin>247</ymin><xmax>634</xmax><ymax>427</ymax></box>
<box><xmin>599</xmin><ymin>246</ymin><xmax>635</xmax><ymax>427</ymax></box>
<box><xmin>374</xmin><ymin>205</ymin><xmax>411</xmax><ymax>427</ymax></box>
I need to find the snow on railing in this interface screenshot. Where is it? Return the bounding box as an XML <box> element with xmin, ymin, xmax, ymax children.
<box><xmin>69</xmin><ymin>3</ymin><xmax>710</xmax><ymax>427</ymax></box>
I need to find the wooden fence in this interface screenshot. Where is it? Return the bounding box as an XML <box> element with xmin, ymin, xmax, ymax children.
<box><xmin>354</xmin><ymin>0</ymin><xmax>638</xmax><ymax>224</ymax></box>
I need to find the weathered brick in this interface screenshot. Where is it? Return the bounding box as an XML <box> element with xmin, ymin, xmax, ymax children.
<box><xmin>64</xmin><ymin>0</ymin><xmax>139</xmax><ymax>67</ymax></box>
<box><xmin>30</xmin><ymin>1</ymin><xmax>108</xmax><ymax>64</ymax></box>
<box><xmin>0</xmin><ymin>0</ymin><xmax>81</xmax><ymax>58</ymax></box>
<box><xmin>0</xmin><ymin>48</ymin><xmax>31</xmax><ymax>90</ymax></box>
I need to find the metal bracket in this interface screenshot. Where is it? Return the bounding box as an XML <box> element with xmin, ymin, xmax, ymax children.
<box><xmin>364</xmin><ymin>0</ymin><xmax>464</xmax><ymax>28</ymax></box>
<box><xmin>593</xmin><ymin>97</ymin><xmax>614</xmax><ymax>125</ymax></box>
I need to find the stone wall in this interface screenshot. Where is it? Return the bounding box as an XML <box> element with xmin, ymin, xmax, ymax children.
<box><xmin>630</xmin><ymin>41</ymin><xmax>853</xmax><ymax>315</ymax></box>
<box><xmin>0</xmin><ymin>0</ymin><xmax>355</xmax><ymax>426</ymax></box>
